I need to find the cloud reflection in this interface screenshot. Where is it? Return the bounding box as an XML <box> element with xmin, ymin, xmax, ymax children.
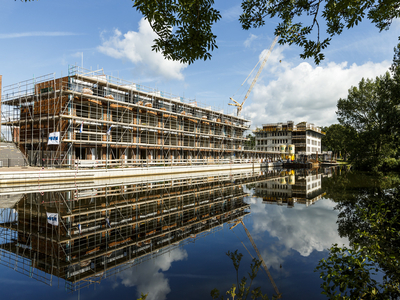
<box><xmin>248</xmin><ymin>197</ymin><xmax>348</xmax><ymax>269</ymax></box>
<box><xmin>116</xmin><ymin>248</ymin><xmax>188</xmax><ymax>300</ymax></box>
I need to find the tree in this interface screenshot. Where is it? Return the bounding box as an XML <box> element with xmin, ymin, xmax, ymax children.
<box><xmin>240</xmin><ymin>0</ymin><xmax>400</xmax><ymax>64</ymax></box>
<box><xmin>132</xmin><ymin>0</ymin><xmax>400</xmax><ymax>65</ymax></box>
<box><xmin>21</xmin><ymin>1</ymin><xmax>399</xmax><ymax>64</ymax></box>
<box><xmin>321</xmin><ymin>124</ymin><xmax>355</xmax><ymax>160</ymax></box>
<box><xmin>322</xmin><ymin>170</ymin><xmax>400</xmax><ymax>243</ymax></box>
<box><xmin>245</xmin><ymin>133</ymin><xmax>256</xmax><ymax>150</ymax></box>
<box><xmin>316</xmin><ymin>244</ymin><xmax>399</xmax><ymax>299</ymax></box>
<box><xmin>133</xmin><ymin>0</ymin><xmax>221</xmax><ymax>65</ymax></box>
<box><xmin>316</xmin><ymin>171</ymin><xmax>400</xmax><ymax>299</ymax></box>
<box><xmin>335</xmin><ymin>42</ymin><xmax>400</xmax><ymax>171</ymax></box>
<box><xmin>336</xmin><ymin>74</ymin><xmax>398</xmax><ymax>170</ymax></box>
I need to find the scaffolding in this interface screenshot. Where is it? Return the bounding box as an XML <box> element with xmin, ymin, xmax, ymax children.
<box><xmin>0</xmin><ymin>66</ymin><xmax>272</xmax><ymax>168</ymax></box>
<box><xmin>0</xmin><ymin>170</ymin><xmax>275</xmax><ymax>291</ymax></box>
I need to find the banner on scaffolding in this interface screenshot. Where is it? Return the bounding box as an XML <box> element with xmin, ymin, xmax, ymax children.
<box><xmin>48</xmin><ymin>132</ymin><xmax>60</xmax><ymax>145</ymax></box>
<box><xmin>106</xmin><ymin>125</ymin><xmax>113</xmax><ymax>135</ymax></box>
<box><xmin>46</xmin><ymin>212</ymin><xmax>59</xmax><ymax>226</ymax></box>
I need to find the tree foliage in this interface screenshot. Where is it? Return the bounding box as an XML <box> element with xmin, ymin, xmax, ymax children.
<box><xmin>245</xmin><ymin>133</ymin><xmax>256</xmax><ymax>150</ymax></box>
<box><xmin>240</xmin><ymin>0</ymin><xmax>400</xmax><ymax>64</ymax></box>
<box><xmin>321</xmin><ymin>124</ymin><xmax>355</xmax><ymax>159</ymax></box>
<box><xmin>337</xmin><ymin>75</ymin><xmax>394</xmax><ymax>169</ymax></box>
<box><xmin>316</xmin><ymin>244</ymin><xmax>399</xmax><ymax>299</ymax></box>
<box><xmin>133</xmin><ymin>0</ymin><xmax>221</xmax><ymax>64</ymax></box>
<box><xmin>317</xmin><ymin>171</ymin><xmax>400</xmax><ymax>299</ymax></box>
<box><xmin>21</xmin><ymin>0</ymin><xmax>400</xmax><ymax>64</ymax></box>
<box><xmin>335</xmin><ymin>41</ymin><xmax>400</xmax><ymax>171</ymax></box>
<box><xmin>133</xmin><ymin>0</ymin><xmax>399</xmax><ymax>64</ymax></box>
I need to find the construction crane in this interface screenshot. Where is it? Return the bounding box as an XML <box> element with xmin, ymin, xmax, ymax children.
<box><xmin>229</xmin><ymin>36</ymin><xmax>279</xmax><ymax>116</ymax></box>
<box><xmin>230</xmin><ymin>218</ymin><xmax>282</xmax><ymax>299</ymax></box>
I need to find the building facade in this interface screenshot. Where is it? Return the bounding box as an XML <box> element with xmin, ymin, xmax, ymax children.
<box><xmin>254</xmin><ymin>121</ymin><xmax>325</xmax><ymax>159</ymax></box>
<box><xmin>1</xmin><ymin>66</ymin><xmax>269</xmax><ymax>167</ymax></box>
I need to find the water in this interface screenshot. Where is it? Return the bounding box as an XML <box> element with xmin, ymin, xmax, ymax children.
<box><xmin>0</xmin><ymin>167</ymin><xmax>395</xmax><ymax>300</ymax></box>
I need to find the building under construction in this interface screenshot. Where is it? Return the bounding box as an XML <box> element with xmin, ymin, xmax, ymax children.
<box><xmin>254</xmin><ymin>121</ymin><xmax>325</xmax><ymax>160</ymax></box>
<box><xmin>1</xmin><ymin>66</ymin><xmax>267</xmax><ymax>167</ymax></box>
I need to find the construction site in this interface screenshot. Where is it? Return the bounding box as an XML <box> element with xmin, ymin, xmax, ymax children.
<box><xmin>0</xmin><ymin>170</ymin><xmax>287</xmax><ymax>291</ymax></box>
<box><xmin>0</xmin><ymin>66</ymin><xmax>270</xmax><ymax>168</ymax></box>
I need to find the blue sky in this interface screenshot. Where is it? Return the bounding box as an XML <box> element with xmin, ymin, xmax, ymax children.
<box><xmin>1</xmin><ymin>0</ymin><xmax>399</xmax><ymax>128</ymax></box>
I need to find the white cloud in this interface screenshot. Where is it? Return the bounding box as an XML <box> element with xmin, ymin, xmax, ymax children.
<box><xmin>116</xmin><ymin>248</ymin><xmax>188</xmax><ymax>300</ymax></box>
<box><xmin>222</xmin><ymin>5</ymin><xmax>242</xmax><ymax>22</ymax></box>
<box><xmin>243</xmin><ymin>49</ymin><xmax>391</xmax><ymax>127</ymax></box>
<box><xmin>0</xmin><ymin>32</ymin><xmax>79</xmax><ymax>39</ymax></box>
<box><xmin>244</xmin><ymin>34</ymin><xmax>258</xmax><ymax>48</ymax></box>
<box><xmin>98</xmin><ymin>18</ymin><xmax>187</xmax><ymax>81</ymax></box>
<box><xmin>392</xmin><ymin>18</ymin><xmax>400</xmax><ymax>28</ymax></box>
<box><xmin>72</xmin><ymin>52</ymin><xmax>83</xmax><ymax>58</ymax></box>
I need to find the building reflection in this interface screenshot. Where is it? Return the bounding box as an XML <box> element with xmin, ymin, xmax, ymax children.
<box><xmin>253</xmin><ymin>168</ymin><xmax>333</xmax><ymax>207</ymax></box>
<box><xmin>0</xmin><ymin>170</ymin><xmax>286</xmax><ymax>292</ymax></box>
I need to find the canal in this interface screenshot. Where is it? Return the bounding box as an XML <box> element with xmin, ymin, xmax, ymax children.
<box><xmin>0</xmin><ymin>167</ymin><xmax>397</xmax><ymax>299</ymax></box>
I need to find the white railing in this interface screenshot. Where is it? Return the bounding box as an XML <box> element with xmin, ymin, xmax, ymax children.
<box><xmin>73</xmin><ymin>158</ymin><xmax>261</xmax><ymax>169</ymax></box>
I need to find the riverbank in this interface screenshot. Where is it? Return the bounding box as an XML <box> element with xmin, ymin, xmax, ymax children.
<box><xmin>0</xmin><ymin>162</ymin><xmax>264</xmax><ymax>186</ymax></box>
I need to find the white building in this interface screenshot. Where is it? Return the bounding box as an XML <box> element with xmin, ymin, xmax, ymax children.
<box><xmin>254</xmin><ymin>121</ymin><xmax>324</xmax><ymax>158</ymax></box>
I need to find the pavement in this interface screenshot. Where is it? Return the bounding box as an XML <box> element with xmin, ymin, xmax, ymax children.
<box><xmin>0</xmin><ymin>142</ymin><xmax>27</xmax><ymax>167</ymax></box>
<box><xmin>0</xmin><ymin>166</ymin><xmax>40</xmax><ymax>172</ymax></box>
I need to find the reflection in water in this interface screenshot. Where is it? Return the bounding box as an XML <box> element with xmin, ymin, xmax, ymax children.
<box><xmin>0</xmin><ymin>168</ymin><xmax>350</xmax><ymax>299</ymax></box>
<box><xmin>315</xmin><ymin>171</ymin><xmax>400</xmax><ymax>299</ymax></box>
<box><xmin>0</xmin><ymin>170</ymin><xmax>286</xmax><ymax>296</ymax></box>
<box><xmin>116</xmin><ymin>248</ymin><xmax>188</xmax><ymax>300</ymax></box>
<box><xmin>248</xmin><ymin>168</ymin><xmax>347</xmax><ymax>270</ymax></box>
<box><xmin>254</xmin><ymin>168</ymin><xmax>333</xmax><ymax>207</ymax></box>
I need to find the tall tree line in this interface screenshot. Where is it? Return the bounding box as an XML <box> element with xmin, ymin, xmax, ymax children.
<box><xmin>323</xmin><ymin>41</ymin><xmax>400</xmax><ymax>171</ymax></box>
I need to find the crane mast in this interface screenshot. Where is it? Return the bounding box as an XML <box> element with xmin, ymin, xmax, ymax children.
<box><xmin>230</xmin><ymin>219</ymin><xmax>282</xmax><ymax>298</ymax></box>
<box><xmin>229</xmin><ymin>36</ymin><xmax>279</xmax><ymax>116</ymax></box>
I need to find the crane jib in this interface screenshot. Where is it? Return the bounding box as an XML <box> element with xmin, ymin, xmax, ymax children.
<box><xmin>229</xmin><ymin>36</ymin><xmax>279</xmax><ymax>116</ymax></box>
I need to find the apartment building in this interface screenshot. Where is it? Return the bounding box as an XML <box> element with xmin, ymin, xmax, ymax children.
<box><xmin>254</xmin><ymin>121</ymin><xmax>325</xmax><ymax>158</ymax></box>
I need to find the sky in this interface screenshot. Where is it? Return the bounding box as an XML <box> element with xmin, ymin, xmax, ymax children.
<box><xmin>1</xmin><ymin>0</ymin><xmax>399</xmax><ymax>129</ymax></box>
